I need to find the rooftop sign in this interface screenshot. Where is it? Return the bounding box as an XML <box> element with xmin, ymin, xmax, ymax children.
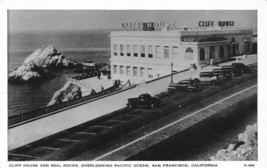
<box><xmin>121</xmin><ymin>21</ymin><xmax>176</xmax><ymax>30</ymax></box>
<box><xmin>198</xmin><ymin>21</ymin><xmax>235</xmax><ymax>27</ymax></box>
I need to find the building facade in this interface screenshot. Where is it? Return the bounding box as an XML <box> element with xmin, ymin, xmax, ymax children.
<box><xmin>110</xmin><ymin>28</ymin><xmax>253</xmax><ymax>84</ymax></box>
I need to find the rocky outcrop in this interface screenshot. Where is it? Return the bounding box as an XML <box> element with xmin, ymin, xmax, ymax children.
<box><xmin>210</xmin><ymin>123</ymin><xmax>257</xmax><ymax>161</ymax></box>
<box><xmin>47</xmin><ymin>81</ymin><xmax>82</xmax><ymax>106</ymax></box>
<box><xmin>8</xmin><ymin>45</ymin><xmax>79</xmax><ymax>83</ymax></box>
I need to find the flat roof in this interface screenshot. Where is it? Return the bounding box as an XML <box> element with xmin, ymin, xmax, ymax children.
<box><xmin>110</xmin><ymin>28</ymin><xmax>253</xmax><ymax>38</ymax></box>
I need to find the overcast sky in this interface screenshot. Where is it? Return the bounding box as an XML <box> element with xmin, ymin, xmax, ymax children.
<box><xmin>8</xmin><ymin>10</ymin><xmax>257</xmax><ymax>32</ymax></box>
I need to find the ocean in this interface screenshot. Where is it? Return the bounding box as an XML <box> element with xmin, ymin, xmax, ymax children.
<box><xmin>8</xmin><ymin>30</ymin><xmax>111</xmax><ymax>117</ymax></box>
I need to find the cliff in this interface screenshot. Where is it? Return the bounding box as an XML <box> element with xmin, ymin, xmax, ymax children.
<box><xmin>8</xmin><ymin>45</ymin><xmax>79</xmax><ymax>83</ymax></box>
<box><xmin>47</xmin><ymin>81</ymin><xmax>82</xmax><ymax>106</ymax></box>
<box><xmin>210</xmin><ymin>123</ymin><xmax>257</xmax><ymax>161</ymax></box>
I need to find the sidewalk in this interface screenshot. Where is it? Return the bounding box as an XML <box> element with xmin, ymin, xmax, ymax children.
<box><xmin>188</xmin><ymin>54</ymin><xmax>257</xmax><ymax>79</ymax></box>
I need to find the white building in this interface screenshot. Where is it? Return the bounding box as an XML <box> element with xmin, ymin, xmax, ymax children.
<box><xmin>110</xmin><ymin>28</ymin><xmax>253</xmax><ymax>84</ymax></box>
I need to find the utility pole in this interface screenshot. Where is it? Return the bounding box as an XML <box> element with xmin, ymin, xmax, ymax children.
<box><xmin>171</xmin><ymin>62</ymin><xmax>173</xmax><ymax>83</ymax></box>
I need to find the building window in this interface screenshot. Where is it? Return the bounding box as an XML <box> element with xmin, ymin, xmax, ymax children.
<box><xmin>133</xmin><ymin>67</ymin><xmax>138</xmax><ymax>77</ymax></box>
<box><xmin>113</xmin><ymin>44</ymin><xmax>118</xmax><ymax>56</ymax></box>
<box><xmin>126</xmin><ymin>66</ymin><xmax>131</xmax><ymax>76</ymax></box>
<box><xmin>172</xmin><ymin>46</ymin><xmax>178</xmax><ymax>58</ymax></box>
<box><xmin>148</xmin><ymin>68</ymin><xmax>153</xmax><ymax>79</ymax></box>
<box><xmin>133</xmin><ymin>45</ymin><xmax>138</xmax><ymax>57</ymax></box>
<box><xmin>164</xmin><ymin>46</ymin><xmax>170</xmax><ymax>59</ymax></box>
<box><xmin>140</xmin><ymin>45</ymin><xmax>145</xmax><ymax>57</ymax></box>
<box><xmin>148</xmin><ymin>45</ymin><xmax>153</xmax><ymax>58</ymax></box>
<box><xmin>220</xmin><ymin>46</ymin><xmax>224</xmax><ymax>58</ymax></box>
<box><xmin>185</xmin><ymin>47</ymin><xmax>194</xmax><ymax>60</ymax></box>
<box><xmin>156</xmin><ymin>46</ymin><xmax>161</xmax><ymax>58</ymax></box>
<box><xmin>127</xmin><ymin>45</ymin><xmax>131</xmax><ymax>56</ymax></box>
<box><xmin>120</xmin><ymin>65</ymin><xmax>124</xmax><ymax>75</ymax></box>
<box><xmin>113</xmin><ymin>65</ymin><xmax>117</xmax><ymax>74</ymax></box>
<box><xmin>200</xmin><ymin>48</ymin><xmax>205</xmax><ymax>61</ymax></box>
<box><xmin>140</xmin><ymin>67</ymin><xmax>145</xmax><ymax>77</ymax></box>
<box><xmin>120</xmin><ymin>45</ymin><xmax>124</xmax><ymax>56</ymax></box>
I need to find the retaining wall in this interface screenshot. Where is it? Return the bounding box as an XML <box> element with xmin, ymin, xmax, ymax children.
<box><xmin>8</xmin><ymin>69</ymin><xmax>189</xmax><ymax>151</ymax></box>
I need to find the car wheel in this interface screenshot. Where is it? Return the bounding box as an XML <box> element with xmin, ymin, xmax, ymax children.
<box><xmin>168</xmin><ymin>89</ymin><xmax>174</xmax><ymax>93</ymax></box>
<box><xmin>188</xmin><ymin>88</ymin><xmax>193</xmax><ymax>92</ymax></box>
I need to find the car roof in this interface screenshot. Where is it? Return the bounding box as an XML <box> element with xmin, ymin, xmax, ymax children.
<box><xmin>178</xmin><ymin>80</ymin><xmax>191</xmax><ymax>83</ymax></box>
<box><xmin>140</xmin><ymin>93</ymin><xmax>151</xmax><ymax>97</ymax></box>
<box><xmin>232</xmin><ymin>63</ymin><xmax>245</xmax><ymax>65</ymax></box>
<box><xmin>212</xmin><ymin>68</ymin><xmax>223</xmax><ymax>71</ymax></box>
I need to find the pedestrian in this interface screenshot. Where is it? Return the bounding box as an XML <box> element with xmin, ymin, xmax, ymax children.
<box><xmin>210</xmin><ymin>58</ymin><xmax>213</xmax><ymax>66</ymax></box>
<box><xmin>193</xmin><ymin>63</ymin><xmax>197</xmax><ymax>71</ymax></box>
<box><xmin>101</xmin><ymin>85</ymin><xmax>104</xmax><ymax>92</ymax></box>
<box><xmin>213</xmin><ymin>59</ymin><xmax>217</xmax><ymax>66</ymax></box>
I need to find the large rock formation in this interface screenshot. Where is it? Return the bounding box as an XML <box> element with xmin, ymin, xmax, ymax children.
<box><xmin>210</xmin><ymin>123</ymin><xmax>257</xmax><ymax>161</ymax></box>
<box><xmin>9</xmin><ymin>45</ymin><xmax>79</xmax><ymax>83</ymax></box>
<box><xmin>47</xmin><ymin>81</ymin><xmax>82</xmax><ymax>106</ymax></box>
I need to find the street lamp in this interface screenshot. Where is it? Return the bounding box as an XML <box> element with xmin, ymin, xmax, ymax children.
<box><xmin>171</xmin><ymin>62</ymin><xmax>173</xmax><ymax>83</ymax></box>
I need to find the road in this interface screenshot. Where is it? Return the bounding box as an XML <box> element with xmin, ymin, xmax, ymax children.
<box><xmin>72</xmin><ymin>77</ymin><xmax>257</xmax><ymax>161</ymax></box>
<box><xmin>8</xmin><ymin>65</ymin><xmax>257</xmax><ymax>161</ymax></box>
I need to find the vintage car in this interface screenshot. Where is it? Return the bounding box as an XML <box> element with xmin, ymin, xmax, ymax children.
<box><xmin>194</xmin><ymin>71</ymin><xmax>219</xmax><ymax>85</ymax></box>
<box><xmin>168</xmin><ymin>79</ymin><xmax>199</xmax><ymax>93</ymax></box>
<box><xmin>231</xmin><ymin>63</ymin><xmax>251</xmax><ymax>74</ymax></box>
<box><xmin>211</xmin><ymin>68</ymin><xmax>232</xmax><ymax>81</ymax></box>
<box><xmin>222</xmin><ymin>65</ymin><xmax>242</xmax><ymax>77</ymax></box>
<box><xmin>126</xmin><ymin>93</ymin><xmax>162</xmax><ymax>109</ymax></box>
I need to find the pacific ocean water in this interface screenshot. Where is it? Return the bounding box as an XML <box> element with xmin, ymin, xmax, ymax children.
<box><xmin>8</xmin><ymin>30</ymin><xmax>111</xmax><ymax>117</ymax></box>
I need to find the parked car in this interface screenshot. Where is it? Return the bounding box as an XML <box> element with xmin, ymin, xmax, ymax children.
<box><xmin>231</xmin><ymin>63</ymin><xmax>251</xmax><ymax>74</ymax></box>
<box><xmin>127</xmin><ymin>93</ymin><xmax>162</xmax><ymax>109</ymax></box>
<box><xmin>211</xmin><ymin>68</ymin><xmax>232</xmax><ymax>81</ymax></box>
<box><xmin>222</xmin><ymin>65</ymin><xmax>242</xmax><ymax>77</ymax></box>
<box><xmin>168</xmin><ymin>79</ymin><xmax>199</xmax><ymax>93</ymax></box>
<box><xmin>194</xmin><ymin>71</ymin><xmax>219</xmax><ymax>85</ymax></box>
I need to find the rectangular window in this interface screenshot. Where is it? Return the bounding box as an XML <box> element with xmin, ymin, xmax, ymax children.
<box><xmin>126</xmin><ymin>66</ymin><xmax>131</xmax><ymax>76</ymax></box>
<box><xmin>133</xmin><ymin>67</ymin><xmax>138</xmax><ymax>77</ymax></box>
<box><xmin>148</xmin><ymin>45</ymin><xmax>153</xmax><ymax>58</ymax></box>
<box><xmin>140</xmin><ymin>45</ymin><xmax>145</xmax><ymax>57</ymax></box>
<box><xmin>156</xmin><ymin>46</ymin><xmax>161</xmax><ymax>58</ymax></box>
<box><xmin>113</xmin><ymin>65</ymin><xmax>117</xmax><ymax>74</ymax></box>
<box><xmin>120</xmin><ymin>45</ymin><xmax>124</xmax><ymax>56</ymax></box>
<box><xmin>113</xmin><ymin>44</ymin><xmax>118</xmax><ymax>56</ymax></box>
<box><xmin>127</xmin><ymin>45</ymin><xmax>131</xmax><ymax>56</ymax></box>
<box><xmin>133</xmin><ymin>45</ymin><xmax>138</xmax><ymax>57</ymax></box>
<box><xmin>148</xmin><ymin>68</ymin><xmax>153</xmax><ymax>79</ymax></box>
<box><xmin>120</xmin><ymin>65</ymin><xmax>124</xmax><ymax>75</ymax></box>
<box><xmin>164</xmin><ymin>46</ymin><xmax>170</xmax><ymax>59</ymax></box>
<box><xmin>172</xmin><ymin>46</ymin><xmax>178</xmax><ymax>57</ymax></box>
<box><xmin>140</xmin><ymin>67</ymin><xmax>145</xmax><ymax>77</ymax></box>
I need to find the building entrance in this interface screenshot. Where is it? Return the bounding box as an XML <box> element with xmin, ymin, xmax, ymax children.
<box><xmin>209</xmin><ymin>46</ymin><xmax>215</xmax><ymax>59</ymax></box>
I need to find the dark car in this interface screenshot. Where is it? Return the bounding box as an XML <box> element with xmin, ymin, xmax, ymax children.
<box><xmin>231</xmin><ymin>63</ymin><xmax>251</xmax><ymax>74</ymax></box>
<box><xmin>127</xmin><ymin>93</ymin><xmax>162</xmax><ymax>109</ymax></box>
<box><xmin>194</xmin><ymin>71</ymin><xmax>219</xmax><ymax>85</ymax></box>
<box><xmin>211</xmin><ymin>68</ymin><xmax>232</xmax><ymax>81</ymax></box>
<box><xmin>222</xmin><ymin>65</ymin><xmax>242</xmax><ymax>77</ymax></box>
<box><xmin>168</xmin><ymin>79</ymin><xmax>199</xmax><ymax>93</ymax></box>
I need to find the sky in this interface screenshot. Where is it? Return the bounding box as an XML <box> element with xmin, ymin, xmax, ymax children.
<box><xmin>8</xmin><ymin>10</ymin><xmax>257</xmax><ymax>32</ymax></box>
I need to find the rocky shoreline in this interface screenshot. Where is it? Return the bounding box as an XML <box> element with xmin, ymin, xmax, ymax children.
<box><xmin>210</xmin><ymin>123</ymin><xmax>257</xmax><ymax>161</ymax></box>
<box><xmin>8</xmin><ymin>45</ymin><xmax>80</xmax><ymax>83</ymax></box>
